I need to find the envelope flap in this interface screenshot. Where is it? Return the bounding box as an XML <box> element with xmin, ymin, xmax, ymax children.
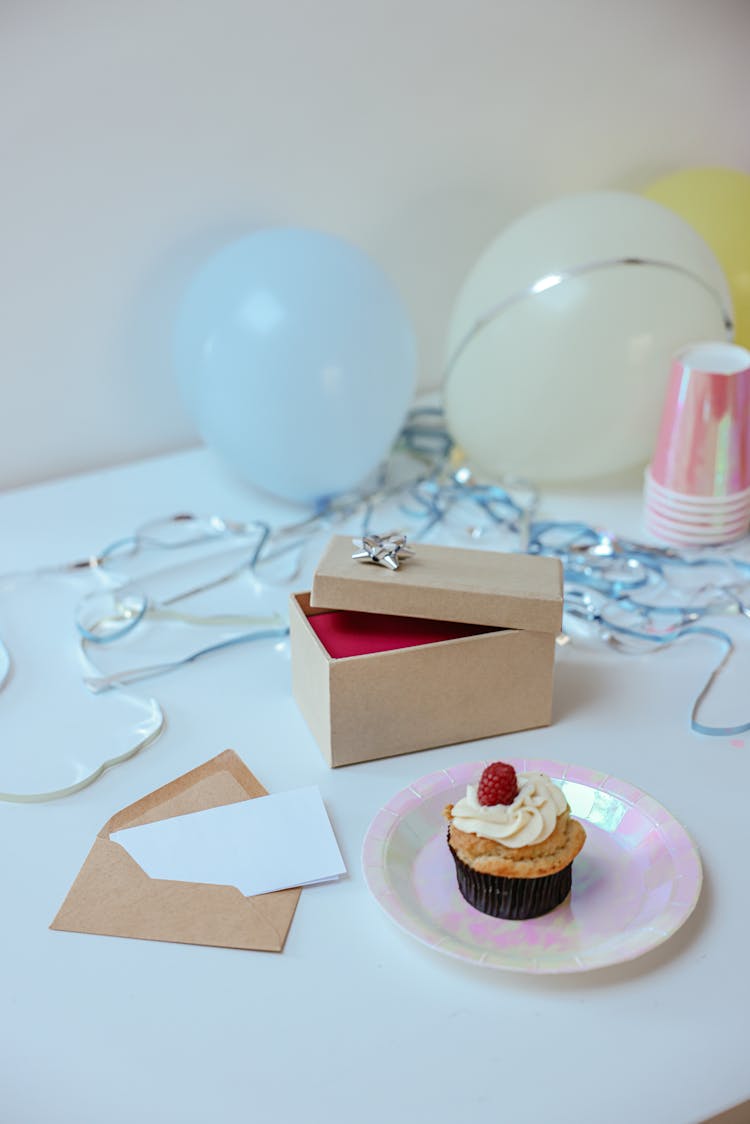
<box><xmin>101</xmin><ymin>749</ymin><xmax>266</xmax><ymax>836</ymax></box>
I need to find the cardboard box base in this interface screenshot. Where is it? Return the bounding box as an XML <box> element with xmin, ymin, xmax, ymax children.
<box><xmin>290</xmin><ymin>593</ymin><xmax>555</xmax><ymax>767</ymax></box>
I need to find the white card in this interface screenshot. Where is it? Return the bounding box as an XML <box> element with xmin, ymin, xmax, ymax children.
<box><xmin>110</xmin><ymin>786</ymin><xmax>346</xmax><ymax>896</ymax></box>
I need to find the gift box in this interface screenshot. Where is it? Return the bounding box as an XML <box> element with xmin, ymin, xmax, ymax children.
<box><xmin>289</xmin><ymin>535</ymin><xmax>563</xmax><ymax>767</ymax></box>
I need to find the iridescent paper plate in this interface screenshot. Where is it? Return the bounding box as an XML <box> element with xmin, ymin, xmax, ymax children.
<box><xmin>362</xmin><ymin>759</ymin><xmax>702</xmax><ymax>973</ymax></box>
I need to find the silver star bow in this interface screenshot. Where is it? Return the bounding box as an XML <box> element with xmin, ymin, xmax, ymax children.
<box><xmin>351</xmin><ymin>532</ymin><xmax>415</xmax><ymax>571</ymax></box>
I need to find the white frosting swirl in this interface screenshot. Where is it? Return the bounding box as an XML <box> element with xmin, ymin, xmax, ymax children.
<box><xmin>451</xmin><ymin>771</ymin><xmax>567</xmax><ymax>847</ymax></box>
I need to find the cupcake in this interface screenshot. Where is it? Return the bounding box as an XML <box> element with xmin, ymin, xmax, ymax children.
<box><xmin>444</xmin><ymin>761</ymin><xmax>586</xmax><ymax>919</ymax></box>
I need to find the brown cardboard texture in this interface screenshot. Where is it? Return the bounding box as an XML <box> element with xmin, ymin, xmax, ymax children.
<box><xmin>291</xmin><ymin>538</ymin><xmax>563</xmax><ymax>767</ymax></box>
<box><xmin>50</xmin><ymin>750</ymin><xmax>300</xmax><ymax>952</ymax></box>
<box><xmin>311</xmin><ymin>536</ymin><xmax>563</xmax><ymax>633</ymax></box>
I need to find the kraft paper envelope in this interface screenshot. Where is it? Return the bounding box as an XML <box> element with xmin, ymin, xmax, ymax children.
<box><xmin>51</xmin><ymin>750</ymin><xmax>301</xmax><ymax>952</ymax></box>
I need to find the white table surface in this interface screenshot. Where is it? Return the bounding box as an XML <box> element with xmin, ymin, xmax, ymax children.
<box><xmin>1</xmin><ymin>448</ymin><xmax>748</xmax><ymax>1124</ymax></box>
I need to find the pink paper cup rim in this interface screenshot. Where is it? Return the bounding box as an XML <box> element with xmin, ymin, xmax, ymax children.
<box><xmin>645</xmin><ymin>512</ymin><xmax>749</xmax><ymax>546</ymax></box>
<box><xmin>647</xmin><ymin>509</ymin><xmax>748</xmax><ymax>531</ymax></box>
<box><xmin>673</xmin><ymin>340</ymin><xmax>750</xmax><ymax>370</ymax></box>
<box><xmin>644</xmin><ymin>483</ymin><xmax>750</xmax><ymax>521</ymax></box>
<box><xmin>645</xmin><ymin>468</ymin><xmax>750</xmax><ymax>509</ymax></box>
<box><xmin>645</xmin><ymin>528</ymin><xmax>748</xmax><ymax>548</ymax></box>
<box><xmin>644</xmin><ymin>498</ymin><xmax>750</xmax><ymax>530</ymax></box>
<box><xmin>647</xmin><ymin>499</ymin><xmax>750</xmax><ymax>523</ymax></box>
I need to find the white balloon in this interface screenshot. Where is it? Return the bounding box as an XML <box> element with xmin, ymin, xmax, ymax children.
<box><xmin>444</xmin><ymin>191</ymin><xmax>732</xmax><ymax>484</ymax></box>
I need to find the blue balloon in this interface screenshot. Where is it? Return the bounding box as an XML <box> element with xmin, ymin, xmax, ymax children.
<box><xmin>173</xmin><ymin>228</ymin><xmax>417</xmax><ymax>503</ymax></box>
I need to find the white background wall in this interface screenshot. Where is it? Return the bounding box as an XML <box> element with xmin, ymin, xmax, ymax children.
<box><xmin>1</xmin><ymin>0</ymin><xmax>749</xmax><ymax>491</ymax></box>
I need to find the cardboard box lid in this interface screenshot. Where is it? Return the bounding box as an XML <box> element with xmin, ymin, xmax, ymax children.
<box><xmin>310</xmin><ymin>536</ymin><xmax>563</xmax><ymax>634</ymax></box>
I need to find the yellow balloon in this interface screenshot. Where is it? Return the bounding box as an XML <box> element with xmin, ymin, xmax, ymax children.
<box><xmin>644</xmin><ymin>167</ymin><xmax>750</xmax><ymax>346</ymax></box>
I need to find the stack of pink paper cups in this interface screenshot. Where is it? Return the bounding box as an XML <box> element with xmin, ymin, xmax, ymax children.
<box><xmin>644</xmin><ymin>341</ymin><xmax>750</xmax><ymax>547</ymax></box>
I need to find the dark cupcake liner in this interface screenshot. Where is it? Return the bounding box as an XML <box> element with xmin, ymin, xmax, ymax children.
<box><xmin>448</xmin><ymin>840</ymin><xmax>573</xmax><ymax>920</ymax></box>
